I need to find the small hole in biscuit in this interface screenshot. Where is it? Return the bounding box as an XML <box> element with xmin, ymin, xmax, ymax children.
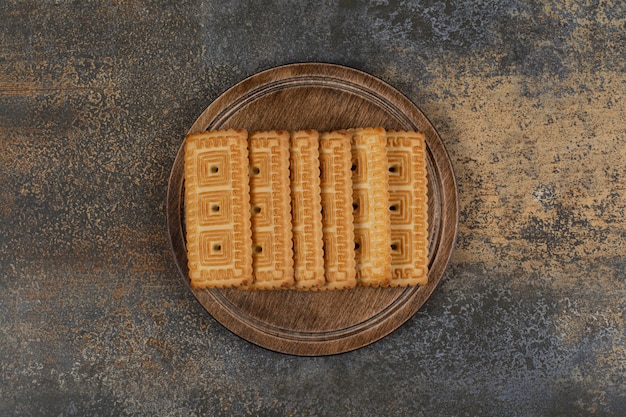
<box><xmin>353</xmin><ymin>204</ymin><xmax>358</xmax><ymax>210</ymax></box>
<box><xmin>390</xmin><ymin>205</ymin><xmax>397</xmax><ymax>211</ymax></box>
<box><xmin>391</xmin><ymin>244</ymin><xmax>398</xmax><ymax>251</ymax></box>
<box><xmin>355</xmin><ymin>242</ymin><xmax>360</xmax><ymax>250</ymax></box>
<box><xmin>213</xmin><ymin>244</ymin><xmax>222</xmax><ymax>251</ymax></box>
<box><xmin>253</xmin><ymin>206</ymin><xmax>261</xmax><ymax>214</ymax></box>
<box><xmin>252</xmin><ymin>166</ymin><xmax>260</xmax><ymax>175</ymax></box>
<box><xmin>389</xmin><ymin>166</ymin><xmax>397</xmax><ymax>173</ymax></box>
<box><xmin>210</xmin><ymin>166</ymin><xmax>219</xmax><ymax>173</ymax></box>
<box><xmin>212</xmin><ymin>205</ymin><xmax>220</xmax><ymax>212</ymax></box>
<box><xmin>254</xmin><ymin>245</ymin><xmax>263</xmax><ymax>254</ymax></box>
<box><xmin>351</xmin><ymin>164</ymin><xmax>356</xmax><ymax>171</ymax></box>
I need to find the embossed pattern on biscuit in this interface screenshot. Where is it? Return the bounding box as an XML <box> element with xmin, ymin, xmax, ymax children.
<box><xmin>349</xmin><ymin>127</ymin><xmax>392</xmax><ymax>287</ymax></box>
<box><xmin>184</xmin><ymin>129</ymin><xmax>252</xmax><ymax>288</ymax></box>
<box><xmin>247</xmin><ymin>130</ymin><xmax>294</xmax><ymax>289</ymax></box>
<box><xmin>387</xmin><ymin>130</ymin><xmax>429</xmax><ymax>286</ymax></box>
<box><xmin>290</xmin><ymin>130</ymin><xmax>325</xmax><ymax>289</ymax></box>
<box><xmin>317</xmin><ymin>131</ymin><xmax>356</xmax><ymax>290</ymax></box>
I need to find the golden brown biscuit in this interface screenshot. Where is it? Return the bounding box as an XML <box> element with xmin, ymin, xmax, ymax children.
<box><xmin>317</xmin><ymin>131</ymin><xmax>356</xmax><ymax>290</ymax></box>
<box><xmin>290</xmin><ymin>130</ymin><xmax>325</xmax><ymax>289</ymax></box>
<box><xmin>184</xmin><ymin>129</ymin><xmax>252</xmax><ymax>289</ymax></box>
<box><xmin>246</xmin><ymin>130</ymin><xmax>294</xmax><ymax>289</ymax></box>
<box><xmin>349</xmin><ymin>127</ymin><xmax>392</xmax><ymax>287</ymax></box>
<box><xmin>386</xmin><ymin>130</ymin><xmax>429</xmax><ymax>286</ymax></box>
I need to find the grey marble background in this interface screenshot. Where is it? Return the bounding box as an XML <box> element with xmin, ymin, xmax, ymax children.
<box><xmin>1</xmin><ymin>1</ymin><xmax>625</xmax><ymax>416</ymax></box>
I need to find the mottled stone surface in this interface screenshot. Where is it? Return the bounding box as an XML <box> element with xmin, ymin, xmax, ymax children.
<box><xmin>1</xmin><ymin>0</ymin><xmax>625</xmax><ymax>415</ymax></box>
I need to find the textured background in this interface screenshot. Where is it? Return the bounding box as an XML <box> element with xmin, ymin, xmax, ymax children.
<box><xmin>1</xmin><ymin>0</ymin><xmax>625</xmax><ymax>416</ymax></box>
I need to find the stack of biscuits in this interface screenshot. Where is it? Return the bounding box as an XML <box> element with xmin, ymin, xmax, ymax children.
<box><xmin>184</xmin><ymin>127</ymin><xmax>428</xmax><ymax>290</ymax></box>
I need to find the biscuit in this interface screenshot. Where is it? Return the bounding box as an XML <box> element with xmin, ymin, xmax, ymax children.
<box><xmin>349</xmin><ymin>127</ymin><xmax>392</xmax><ymax>287</ymax></box>
<box><xmin>290</xmin><ymin>130</ymin><xmax>325</xmax><ymax>289</ymax></box>
<box><xmin>246</xmin><ymin>130</ymin><xmax>294</xmax><ymax>289</ymax></box>
<box><xmin>386</xmin><ymin>130</ymin><xmax>429</xmax><ymax>286</ymax></box>
<box><xmin>184</xmin><ymin>129</ymin><xmax>252</xmax><ymax>289</ymax></box>
<box><xmin>317</xmin><ymin>131</ymin><xmax>356</xmax><ymax>290</ymax></box>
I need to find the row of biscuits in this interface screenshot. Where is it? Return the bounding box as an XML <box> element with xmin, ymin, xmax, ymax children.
<box><xmin>183</xmin><ymin>127</ymin><xmax>428</xmax><ymax>290</ymax></box>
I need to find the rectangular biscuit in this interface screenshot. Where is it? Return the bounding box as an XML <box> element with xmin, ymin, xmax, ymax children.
<box><xmin>290</xmin><ymin>130</ymin><xmax>325</xmax><ymax>289</ymax></box>
<box><xmin>184</xmin><ymin>129</ymin><xmax>253</xmax><ymax>289</ymax></box>
<box><xmin>247</xmin><ymin>130</ymin><xmax>294</xmax><ymax>289</ymax></box>
<box><xmin>386</xmin><ymin>130</ymin><xmax>429</xmax><ymax>286</ymax></box>
<box><xmin>317</xmin><ymin>131</ymin><xmax>356</xmax><ymax>290</ymax></box>
<box><xmin>349</xmin><ymin>127</ymin><xmax>392</xmax><ymax>287</ymax></box>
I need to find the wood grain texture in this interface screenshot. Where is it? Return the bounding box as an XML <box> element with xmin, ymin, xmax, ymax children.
<box><xmin>166</xmin><ymin>63</ymin><xmax>458</xmax><ymax>355</ymax></box>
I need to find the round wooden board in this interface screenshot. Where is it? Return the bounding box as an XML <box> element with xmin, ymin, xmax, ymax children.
<box><xmin>167</xmin><ymin>63</ymin><xmax>458</xmax><ymax>356</ymax></box>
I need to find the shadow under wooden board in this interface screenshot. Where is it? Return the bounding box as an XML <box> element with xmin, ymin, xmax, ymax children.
<box><xmin>167</xmin><ymin>63</ymin><xmax>458</xmax><ymax>356</ymax></box>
